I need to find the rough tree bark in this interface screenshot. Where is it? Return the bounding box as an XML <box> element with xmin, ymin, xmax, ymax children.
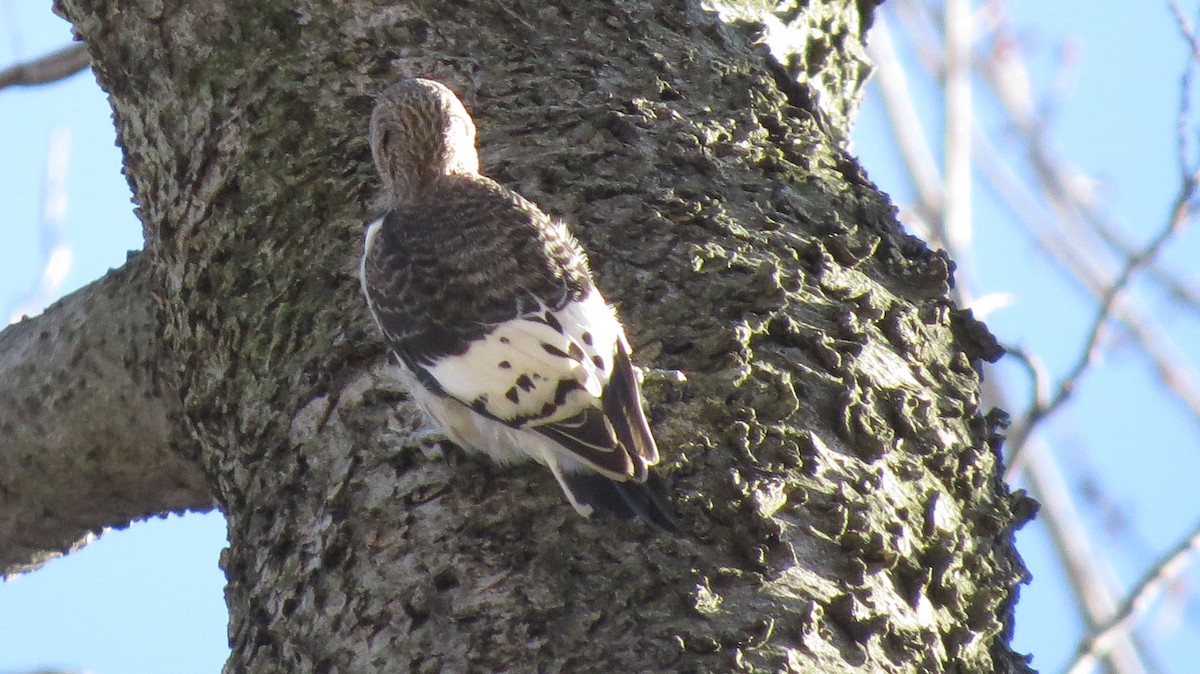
<box><xmin>0</xmin><ymin>0</ymin><xmax>1035</xmax><ymax>671</ymax></box>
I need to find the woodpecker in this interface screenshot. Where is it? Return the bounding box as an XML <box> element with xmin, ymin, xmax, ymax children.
<box><xmin>360</xmin><ymin>79</ymin><xmax>673</xmax><ymax>528</ymax></box>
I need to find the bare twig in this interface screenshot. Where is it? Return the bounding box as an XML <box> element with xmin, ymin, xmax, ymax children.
<box><xmin>1003</xmin><ymin>15</ymin><xmax>1200</xmax><ymax>475</ymax></box>
<box><xmin>974</xmin><ymin>114</ymin><xmax>1200</xmax><ymax>474</ymax></box>
<box><xmin>1061</xmin><ymin>519</ymin><xmax>1200</xmax><ymax>674</ymax></box>
<box><xmin>1089</xmin><ymin>214</ymin><xmax>1200</xmax><ymax>312</ymax></box>
<box><xmin>964</xmin><ymin>88</ymin><xmax>1200</xmax><ymax>480</ymax></box>
<box><xmin>1171</xmin><ymin>0</ymin><xmax>1200</xmax><ymax>177</ymax></box>
<box><xmin>999</xmin><ymin>345</ymin><xmax>1049</xmax><ymax>414</ymax></box>
<box><xmin>989</xmin><ymin>348</ymin><xmax>1158</xmax><ymax>674</ymax></box>
<box><xmin>876</xmin><ymin>3</ymin><xmax>1200</xmax><ymax>673</ymax></box>
<box><xmin>976</xmin><ymin>5</ymin><xmax>1200</xmax><ymax>322</ymax></box>
<box><xmin>1004</xmin><ymin>177</ymin><xmax>1196</xmax><ymax>477</ymax></box>
<box><xmin>979</xmin><ymin>119</ymin><xmax>1200</xmax><ymax>472</ymax></box>
<box><xmin>1006</xmin><ymin>432</ymin><xmax>1154</xmax><ymax>674</ymax></box>
<box><xmin>879</xmin><ymin>5</ymin><xmax>1194</xmax><ymax>672</ymax></box>
<box><xmin>972</xmin><ymin>22</ymin><xmax>1200</xmax><ymax>456</ymax></box>
<box><xmin>0</xmin><ymin>42</ymin><xmax>89</xmax><ymax>91</ymax></box>
<box><xmin>1169</xmin><ymin>0</ymin><xmax>1200</xmax><ymax>56</ymax></box>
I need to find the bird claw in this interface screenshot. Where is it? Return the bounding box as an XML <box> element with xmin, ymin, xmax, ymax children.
<box><xmin>639</xmin><ymin>367</ymin><xmax>687</xmax><ymax>384</ymax></box>
<box><xmin>401</xmin><ymin>427</ymin><xmax>449</xmax><ymax>452</ymax></box>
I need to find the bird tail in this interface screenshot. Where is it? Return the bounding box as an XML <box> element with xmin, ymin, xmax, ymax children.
<box><xmin>563</xmin><ymin>472</ymin><xmax>679</xmax><ymax>533</ymax></box>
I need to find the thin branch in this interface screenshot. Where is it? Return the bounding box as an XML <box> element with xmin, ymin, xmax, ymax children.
<box><xmin>886</xmin><ymin>0</ymin><xmax>1200</xmax><ymax>477</ymax></box>
<box><xmin>1091</xmin><ymin>216</ymin><xmax>1200</xmax><ymax>312</ymax></box>
<box><xmin>990</xmin><ymin>207</ymin><xmax>1200</xmax><ymax>483</ymax></box>
<box><xmin>1000</xmin><ymin>345</ymin><xmax>1049</xmax><ymax>412</ymax></box>
<box><xmin>1170</xmin><ymin>0</ymin><xmax>1200</xmax><ymax>178</ymax></box>
<box><xmin>0</xmin><ymin>42</ymin><xmax>89</xmax><ymax>91</ymax></box>
<box><xmin>968</xmin><ymin>104</ymin><xmax>1200</xmax><ymax>477</ymax></box>
<box><xmin>885</xmin><ymin>7</ymin><xmax>1188</xmax><ymax>672</ymax></box>
<box><xmin>881</xmin><ymin>4</ymin><xmax>1199</xmax><ymax>673</ymax></box>
<box><xmin>1002</xmin><ymin>16</ymin><xmax>1200</xmax><ymax>474</ymax></box>
<box><xmin>1005</xmin><ymin>179</ymin><xmax>1197</xmax><ymax>477</ymax></box>
<box><xmin>1168</xmin><ymin>0</ymin><xmax>1200</xmax><ymax>56</ymax></box>
<box><xmin>978</xmin><ymin>41</ymin><xmax>1200</xmax><ymax>319</ymax></box>
<box><xmin>865</xmin><ymin>15</ymin><xmax>944</xmax><ymax>229</ymax></box>
<box><xmin>971</xmin><ymin>30</ymin><xmax>1200</xmax><ymax>465</ymax></box>
<box><xmin>1062</xmin><ymin>519</ymin><xmax>1200</xmax><ymax>674</ymax></box>
<box><xmin>1074</xmin><ymin>194</ymin><xmax>1188</xmax><ymax>376</ymax></box>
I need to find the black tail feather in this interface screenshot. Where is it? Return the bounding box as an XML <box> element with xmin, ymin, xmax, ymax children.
<box><xmin>602</xmin><ymin>339</ymin><xmax>660</xmax><ymax>476</ymax></box>
<box><xmin>564</xmin><ymin>472</ymin><xmax>679</xmax><ymax>533</ymax></box>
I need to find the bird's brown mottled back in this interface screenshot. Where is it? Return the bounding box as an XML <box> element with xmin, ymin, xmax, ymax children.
<box><xmin>363</xmin><ymin>175</ymin><xmax>592</xmax><ymax>366</ymax></box>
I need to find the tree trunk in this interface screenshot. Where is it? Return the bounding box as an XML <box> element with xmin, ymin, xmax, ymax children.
<box><xmin>0</xmin><ymin>0</ymin><xmax>1036</xmax><ymax>671</ymax></box>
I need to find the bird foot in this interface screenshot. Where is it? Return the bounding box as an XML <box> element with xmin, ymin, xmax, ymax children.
<box><xmin>638</xmin><ymin>367</ymin><xmax>687</xmax><ymax>384</ymax></box>
<box><xmin>399</xmin><ymin>426</ymin><xmax>450</xmax><ymax>454</ymax></box>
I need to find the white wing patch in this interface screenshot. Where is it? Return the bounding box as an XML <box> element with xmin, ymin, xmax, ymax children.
<box><xmin>424</xmin><ymin>290</ymin><xmax>624</xmax><ymax>425</ymax></box>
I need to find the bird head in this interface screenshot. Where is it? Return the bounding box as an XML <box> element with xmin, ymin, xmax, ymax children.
<box><xmin>369</xmin><ymin>78</ymin><xmax>480</xmax><ymax>206</ymax></box>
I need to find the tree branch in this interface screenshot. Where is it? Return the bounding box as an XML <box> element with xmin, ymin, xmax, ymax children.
<box><xmin>1062</xmin><ymin>518</ymin><xmax>1200</xmax><ymax>674</ymax></box>
<box><xmin>0</xmin><ymin>253</ymin><xmax>212</xmax><ymax>577</ymax></box>
<box><xmin>0</xmin><ymin>43</ymin><xmax>90</xmax><ymax>91</ymax></box>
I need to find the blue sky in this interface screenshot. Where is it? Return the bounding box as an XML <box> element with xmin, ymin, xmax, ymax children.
<box><xmin>2</xmin><ymin>3</ymin><xmax>1199</xmax><ymax>673</ymax></box>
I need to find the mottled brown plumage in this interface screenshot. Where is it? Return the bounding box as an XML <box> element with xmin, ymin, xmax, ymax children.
<box><xmin>360</xmin><ymin>79</ymin><xmax>671</xmax><ymax>527</ymax></box>
<box><xmin>365</xmin><ymin>177</ymin><xmax>591</xmax><ymax>366</ymax></box>
<box><xmin>369</xmin><ymin>79</ymin><xmax>479</xmax><ymax>207</ymax></box>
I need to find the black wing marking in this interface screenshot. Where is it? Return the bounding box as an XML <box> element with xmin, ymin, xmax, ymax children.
<box><xmin>533</xmin><ymin>406</ymin><xmax>633</xmax><ymax>477</ymax></box>
<box><xmin>531</xmin><ymin>338</ymin><xmax>658</xmax><ymax>480</ymax></box>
